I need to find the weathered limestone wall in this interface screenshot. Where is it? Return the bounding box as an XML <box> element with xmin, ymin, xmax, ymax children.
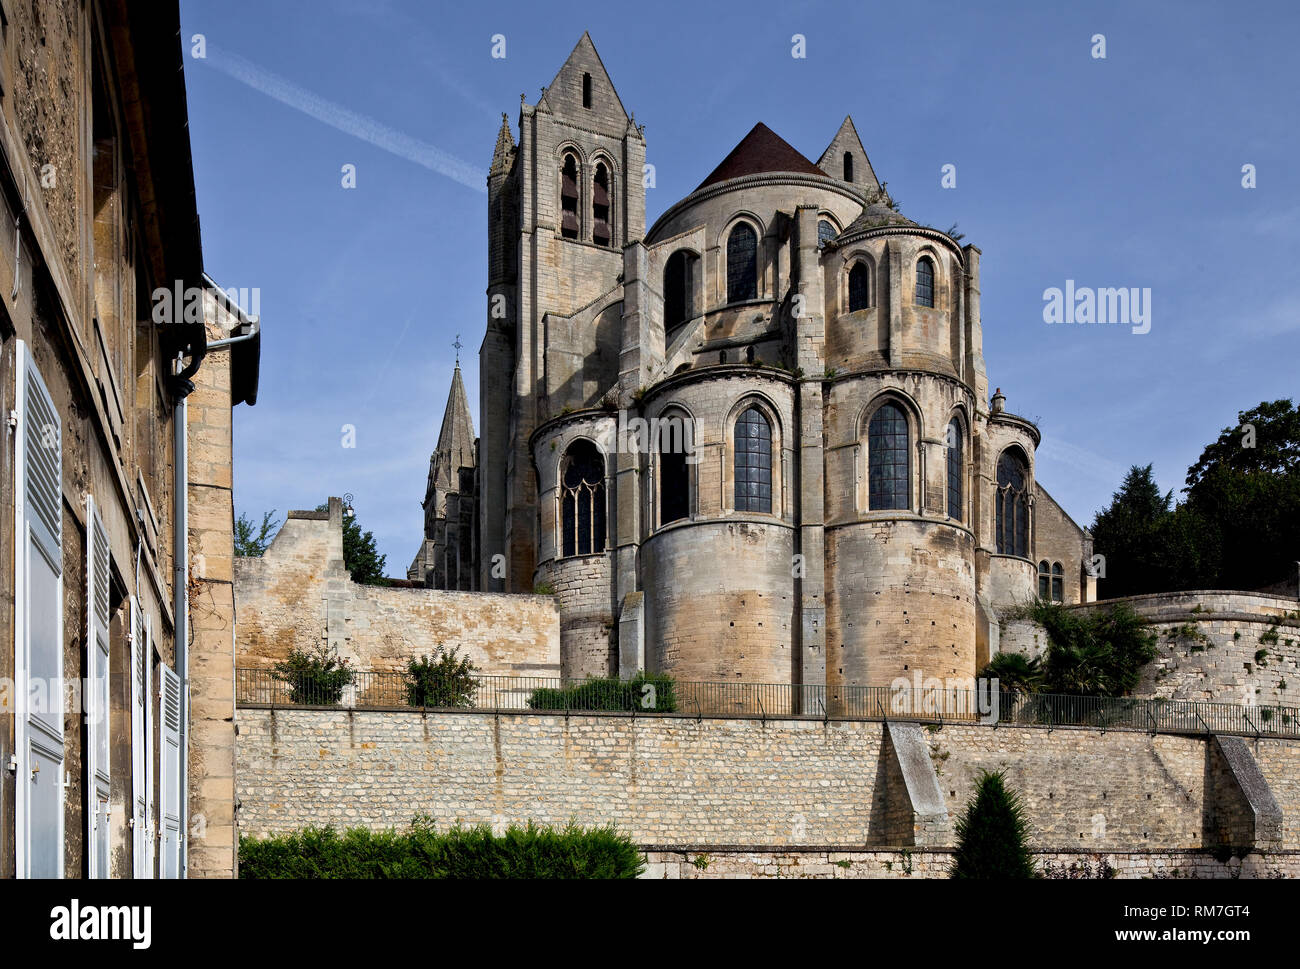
<box><xmin>641</xmin><ymin>848</ymin><xmax>1300</xmax><ymax>879</ymax></box>
<box><xmin>236</xmin><ymin>709</ymin><xmax>1300</xmax><ymax>863</ymax></box>
<box><xmin>826</xmin><ymin>519</ymin><xmax>975</xmax><ymax>688</ymax></box>
<box><xmin>234</xmin><ymin>504</ymin><xmax>560</xmax><ymax>676</ymax></box>
<box><xmin>1088</xmin><ymin>592</ymin><xmax>1300</xmax><ymax>708</ymax></box>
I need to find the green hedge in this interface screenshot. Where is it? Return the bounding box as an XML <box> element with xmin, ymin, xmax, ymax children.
<box><xmin>239</xmin><ymin>818</ymin><xmax>645</xmax><ymax>879</ymax></box>
<box><xmin>527</xmin><ymin>672</ymin><xmax>677</xmax><ymax>712</ymax></box>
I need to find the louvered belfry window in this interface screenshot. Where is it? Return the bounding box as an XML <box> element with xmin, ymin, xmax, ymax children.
<box><xmin>560</xmin><ymin>153</ymin><xmax>579</xmax><ymax>239</ymax></box>
<box><xmin>868</xmin><ymin>403</ymin><xmax>910</xmax><ymax>511</ymax></box>
<box><xmin>996</xmin><ymin>450</ymin><xmax>1030</xmax><ymax>558</ymax></box>
<box><xmin>561</xmin><ymin>440</ymin><xmax>606</xmax><ymax>557</ymax></box>
<box><xmin>727</xmin><ymin>223</ymin><xmax>757</xmax><ymax>303</ymax></box>
<box><xmin>593</xmin><ymin>162</ymin><xmax>611</xmax><ymax>246</ymax></box>
<box><xmin>734</xmin><ymin>407</ymin><xmax>772</xmax><ymax>513</ymax></box>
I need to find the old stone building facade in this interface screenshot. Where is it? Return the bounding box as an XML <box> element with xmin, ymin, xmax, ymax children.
<box><xmin>414</xmin><ymin>34</ymin><xmax>1094</xmax><ymax>690</ymax></box>
<box><xmin>0</xmin><ymin>1</ymin><xmax>256</xmax><ymax>879</ymax></box>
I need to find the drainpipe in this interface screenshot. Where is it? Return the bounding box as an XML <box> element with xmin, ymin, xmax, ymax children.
<box><xmin>172</xmin><ymin>352</ymin><xmax>191</xmax><ymax>879</ymax></box>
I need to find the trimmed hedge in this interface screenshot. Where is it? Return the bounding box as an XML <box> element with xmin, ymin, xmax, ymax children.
<box><xmin>527</xmin><ymin>672</ymin><xmax>677</xmax><ymax>712</ymax></box>
<box><xmin>239</xmin><ymin>818</ymin><xmax>645</xmax><ymax>879</ymax></box>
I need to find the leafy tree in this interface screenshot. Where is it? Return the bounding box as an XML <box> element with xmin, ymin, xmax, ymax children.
<box><xmin>951</xmin><ymin>770</ymin><xmax>1037</xmax><ymax>879</ymax></box>
<box><xmin>406</xmin><ymin>648</ymin><xmax>478</xmax><ymax>708</ymax></box>
<box><xmin>1033</xmin><ymin>601</ymin><xmax>1156</xmax><ymax>697</ymax></box>
<box><xmin>234</xmin><ymin>509</ymin><xmax>280</xmax><ymax>557</ymax></box>
<box><xmin>1182</xmin><ymin>399</ymin><xmax>1300</xmax><ymax>592</ymax></box>
<box><xmin>317</xmin><ymin>502</ymin><xmax>388</xmax><ymax>585</ymax></box>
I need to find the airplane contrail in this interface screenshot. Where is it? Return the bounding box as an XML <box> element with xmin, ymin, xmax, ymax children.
<box><xmin>199</xmin><ymin>43</ymin><xmax>487</xmax><ymax>193</ymax></box>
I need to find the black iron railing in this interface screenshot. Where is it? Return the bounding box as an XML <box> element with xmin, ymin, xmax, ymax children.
<box><xmin>233</xmin><ymin>668</ymin><xmax>1300</xmax><ymax>738</ymax></box>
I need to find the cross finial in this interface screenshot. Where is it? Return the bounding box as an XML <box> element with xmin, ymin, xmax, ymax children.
<box><xmin>453</xmin><ymin>334</ymin><xmax>463</xmax><ymax>365</ymax></box>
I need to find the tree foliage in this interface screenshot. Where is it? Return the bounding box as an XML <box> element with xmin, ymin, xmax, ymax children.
<box><xmin>951</xmin><ymin>770</ymin><xmax>1037</xmax><ymax>879</ymax></box>
<box><xmin>234</xmin><ymin>509</ymin><xmax>280</xmax><ymax>557</ymax></box>
<box><xmin>1091</xmin><ymin>400</ymin><xmax>1300</xmax><ymax>596</ymax></box>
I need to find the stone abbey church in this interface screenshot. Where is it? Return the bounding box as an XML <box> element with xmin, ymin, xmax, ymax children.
<box><xmin>409</xmin><ymin>33</ymin><xmax>1094</xmax><ymax>689</ymax></box>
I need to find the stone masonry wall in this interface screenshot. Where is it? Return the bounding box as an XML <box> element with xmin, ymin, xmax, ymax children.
<box><xmin>236</xmin><ymin>709</ymin><xmax>1300</xmax><ymax>860</ymax></box>
<box><xmin>234</xmin><ymin>505</ymin><xmax>560</xmax><ymax>676</ymax></box>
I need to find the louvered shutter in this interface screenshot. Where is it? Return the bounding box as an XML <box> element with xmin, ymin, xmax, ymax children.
<box><xmin>131</xmin><ymin>597</ymin><xmax>146</xmax><ymax>876</ymax></box>
<box><xmin>159</xmin><ymin>664</ymin><xmax>182</xmax><ymax>878</ymax></box>
<box><xmin>85</xmin><ymin>495</ymin><xmax>112</xmax><ymax>878</ymax></box>
<box><xmin>14</xmin><ymin>340</ymin><xmax>64</xmax><ymax>878</ymax></box>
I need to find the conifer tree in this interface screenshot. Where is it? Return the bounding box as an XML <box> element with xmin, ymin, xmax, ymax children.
<box><xmin>951</xmin><ymin>770</ymin><xmax>1037</xmax><ymax>879</ymax></box>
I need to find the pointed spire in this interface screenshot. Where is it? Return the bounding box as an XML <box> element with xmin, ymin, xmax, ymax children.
<box><xmin>490</xmin><ymin>113</ymin><xmax>515</xmax><ymax>176</ymax></box>
<box><xmin>536</xmin><ymin>33</ymin><xmax>631</xmax><ymax>126</ymax></box>
<box><xmin>431</xmin><ymin>366</ymin><xmax>477</xmax><ymax>493</ymax></box>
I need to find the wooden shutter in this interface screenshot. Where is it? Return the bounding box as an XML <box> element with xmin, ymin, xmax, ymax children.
<box><xmin>85</xmin><ymin>495</ymin><xmax>112</xmax><ymax>878</ymax></box>
<box><xmin>159</xmin><ymin>664</ymin><xmax>182</xmax><ymax>878</ymax></box>
<box><xmin>14</xmin><ymin>340</ymin><xmax>64</xmax><ymax>878</ymax></box>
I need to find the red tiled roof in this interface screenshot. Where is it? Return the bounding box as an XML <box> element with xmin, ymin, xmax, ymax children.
<box><xmin>696</xmin><ymin>123</ymin><xmax>827</xmax><ymax>190</ymax></box>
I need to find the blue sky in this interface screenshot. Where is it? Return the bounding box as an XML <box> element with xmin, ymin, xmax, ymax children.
<box><xmin>180</xmin><ymin>0</ymin><xmax>1300</xmax><ymax>573</ymax></box>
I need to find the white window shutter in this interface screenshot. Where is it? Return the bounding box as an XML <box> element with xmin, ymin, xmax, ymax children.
<box><xmin>159</xmin><ymin>664</ymin><xmax>182</xmax><ymax>878</ymax></box>
<box><xmin>85</xmin><ymin>494</ymin><xmax>112</xmax><ymax>878</ymax></box>
<box><xmin>13</xmin><ymin>340</ymin><xmax>64</xmax><ymax>879</ymax></box>
<box><xmin>131</xmin><ymin>597</ymin><xmax>146</xmax><ymax>877</ymax></box>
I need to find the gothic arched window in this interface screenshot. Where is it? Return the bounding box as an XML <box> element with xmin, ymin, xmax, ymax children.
<box><xmin>726</xmin><ymin>223</ymin><xmax>758</xmax><ymax>304</ymax></box>
<box><xmin>592</xmin><ymin>162</ymin><xmax>612</xmax><ymax>247</ymax></box>
<box><xmin>818</xmin><ymin>219</ymin><xmax>837</xmax><ymax>248</ymax></box>
<box><xmin>1038</xmin><ymin>560</ymin><xmax>1051</xmax><ymax>599</ymax></box>
<box><xmin>848</xmin><ymin>261</ymin><xmax>870</xmax><ymax>312</ymax></box>
<box><xmin>560</xmin><ymin>152</ymin><xmax>579</xmax><ymax>240</ymax></box>
<box><xmin>560</xmin><ymin>440</ymin><xmax>606</xmax><ymax>557</ymax></box>
<box><xmin>996</xmin><ymin>450</ymin><xmax>1030</xmax><ymax>558</ymax></box>
<box><xmin>946</xmin><ymin>418</ymin><xmax>963</xmax><ymax>521</ymax></box>
<box><xmin>915</xmin><ymin>256</ymin><xmax>935</xmax><ymax>307</ymax></box>
<box><xmin>664</xmin><ymin>250</ymin><xmax>696</xmax><ymax>333</ymax></box>
<box><xmin>868</xmin><ymin>403</ymin><xmax>910</xmax><ymax>510</ymax></box>
<box><xmin>1052</xmin><ymin>562</ymin><xmax>1064</xmax><ymax>603</ymax></box>
<box><xmin>659</xmin><ymin>412</ymin><xmax>692</xmax><ymax>525</ymax></box>
<box><xmin>843</xmin><ymin>151</ymin><xmax>854</xmax><ymax>182</ymax></box>
<box><xmin>734</xmin><ymin>406</ymin><xmax>772</xmax><ymax>513</ymax></box>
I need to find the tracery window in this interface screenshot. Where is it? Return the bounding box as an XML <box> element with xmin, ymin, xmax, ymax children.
<box><xmin>818</xmin><ymin>219</ymin><xmax>837</xmax><ymax>248</ymax></box>
<box><xmin>734</xmin><ymin>406</ymin><xmax>772</xmax><ymax>513</ymax></box>
<box><xmin>996</xmin><ymin>450</ymin><xmax>1030</xmax><ymax>558</ymax></box>
<box><xmin>560</xmin><ymin>440</ymin><xmax>606</xmax><ymax>556</ymax></box>
<box><xmin>868</xmin><ymin>403</ymin><xmax>910</xmax><ymax>511</ymax></box>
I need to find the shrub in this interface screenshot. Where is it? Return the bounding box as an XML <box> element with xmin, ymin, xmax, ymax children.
<box><xmin>1013</xmin><ymin>601</ymin><xmax>1157</xmax><ymax>697</ymax></box>
<box><xmin>527</xmin><ymin>672</ymin><xmax>677</xmax><ymax>712</ymax></box>
<box><xmin>951</xmin><ymin>770</ymin><xmax>1037</xmax><ymax>879</ymax></box>
<box><xmin>978</xmin><ymin>652</ymin><xmax>1042</xmax><ymax>695</ymax></box>
<box><xmin>273</xmin><ymin>644</ymin><xmax>354</xmax><ymax>705</ymax></box>
<box><xmin>239</xmin><ymin>817</ymin><xmax>645</xmax><ymax>879</ymax></box>
<box><xmin>406</xmin><ymin>647</ymin><xmax>478</xmax><ymax>708</ymax></box>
